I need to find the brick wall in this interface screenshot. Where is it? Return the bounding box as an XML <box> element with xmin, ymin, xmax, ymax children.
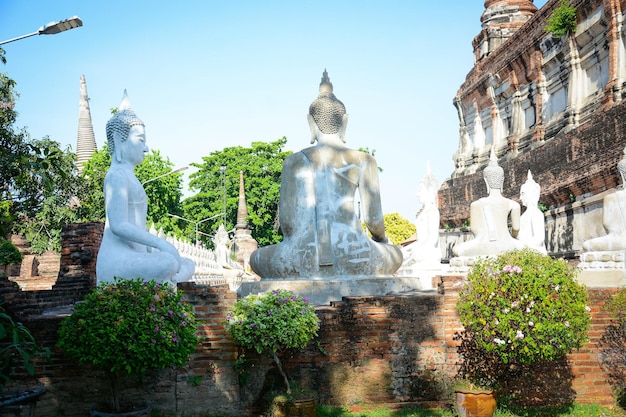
<box><xmin>439</xmin><ymin>99</ymin><xmax>626</xmax><ymax>227</ymax></box>
<box><xmin>1</xmin><ymin>223</ymin><xmax>621</xmax><ymax>415</ymax></box>
<box><xmin>4</xmin><ymin>279</ymin><xmax>620</xmax><ymax>415</ymax></box>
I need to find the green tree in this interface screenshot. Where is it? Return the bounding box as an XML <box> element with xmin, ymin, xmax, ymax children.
<box><xmin>78</xmin><ymin>145</ymin><xmax>186</xmax><ymax>236</ymax></box>
<box><xmin>0</xmin><ymin>49</ymin><xmax>76</xmax><ymax>247</ymax></box>
<box><xmin>184</xmin><ymin>138</ymin><xmax>291</xmax><ymax>247</ymax></box>
<box><xmin>383</xmin><ymin>212</ymin><xmax>415</xmax><ymax>245</ymax></box>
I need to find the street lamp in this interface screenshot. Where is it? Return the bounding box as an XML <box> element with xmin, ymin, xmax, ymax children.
<box><xmin>142</xmin><ymin>166</ymin><xmax>188</xmax><ymax>186</ymax></box>
<box><xmin>0</xmin><ymin>16</ymin><xmax>83</xmax><ymax>46</ymax></box>
<box><xmin>169</xmin><ymin>213</ymin><xmax>222</xmax><ymax>247</ymax></box>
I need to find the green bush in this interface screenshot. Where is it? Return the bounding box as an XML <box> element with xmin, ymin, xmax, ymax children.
<box><xmin>0</xmin><ymin>239</ymin><xmax>23</xmax><ymax>267</ymax></box>
<box><xmin>458</xmin><ymin>249</ymin><xmax>590</xmax><ymax>368</ymax></box>
<box><xmin>58</xmin><ymin>278</ymin><xmax>199</xmax><ymax>412</ymax></box>
<box><xmin>224</xmin><ymin>289</ymin><xmax>319</xmax><ymax>394</ymax></box>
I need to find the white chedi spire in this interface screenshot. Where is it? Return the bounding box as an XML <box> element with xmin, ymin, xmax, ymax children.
<box><xmin>76</xmin><ymin>75</ymin><xmax>97</xmax><ymax>174</ymax></box>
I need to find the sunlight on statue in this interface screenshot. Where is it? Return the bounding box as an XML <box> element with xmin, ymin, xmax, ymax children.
<box><xmin>582</xmin><ymin>146</ymin><xmax>626</xmax><ymax>252</ymax></box>
<box><xmin>95</xmin><ymin>91</ymin><xmax>194</xmax><ymax>285</ymax></box>
<box><xmin>453</xmin><ymin>147</ymin><xmax>525</xmax><ymax>257</ymax></box>
<box><xmin>518</xmin><ymin>170</ymin><xmax>547</xmax><ymax>254</ymax></box>
<box><xmin>401</xmin><ymin>162</ymin><xmax>441</xmax><ymax>267</ymax></box>
<box><xmin>250</xmin><ymin>70</ymin><xmax>402</xmax><ymax>279</ymax></box>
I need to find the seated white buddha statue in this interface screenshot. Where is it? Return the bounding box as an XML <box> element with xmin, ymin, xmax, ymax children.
<box><xmin>95</xmin><ymin>91</ymin><xmax>195</xmax><ymax>285</ymax></box>
<box><xmin>518</xmin><ymin>170</ymin><xmax>547</xmax><ymax>254</ymax></box>
<box><xmin>401</xmin><ymin>163</ymin><xmax>441</xmax><ymax>267</ymax></box>
<box><xmin>250</xmin><ymin>70</ymin><xmax>403</xmax><ymax>279</ymax></box>
<box><xmin>453</xmin><ymin>148</ymin><xmax>525</xmax><ymax>257</ymax></box>
<box><xmin>582</xmin><ymin>148</ymin><xmax>626</xmax><ymax>252</ymax></box>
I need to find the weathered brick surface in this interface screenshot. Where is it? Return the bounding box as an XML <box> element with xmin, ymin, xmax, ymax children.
<box><xmin>439</xmin><ymin>100</ymin><xmax>626</xmax><ymax>226</ymax></box>
<box><xmin>0</xmin><ymin>225</ymin><xmax>621</xmax><ymax>415</ymax></box>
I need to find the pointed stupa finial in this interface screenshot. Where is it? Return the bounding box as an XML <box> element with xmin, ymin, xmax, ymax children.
<box><xmin>522</xmin><ymin>169</ymin><xmax>540</xmax><ymax>196</ymax></box>
<box><xmin>235</xmin><ymin>171</ymin><xmax>250</xmax><ymax>230</ymax></box>
<box><xmin>119</xmin><ymin>89</ymin><xmax>132</xmax><ymax>111</ymax></box>
<box><xmin>319</xmin><ymin>69</ymin><xmax>333</xmax><ymax>94</ymax></box>
<box><xmin>76</xmin><ymin>74</ymin><xmax>97</xmax><ymax>174</ymax></box>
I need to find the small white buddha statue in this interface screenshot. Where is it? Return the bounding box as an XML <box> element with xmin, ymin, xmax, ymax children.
<box><xmin>518</xmin><ymin>170</ymin><xmax>547</xmax><ymax>254</ymax></box>
<box><xmin>453</xmin><ymin>148</ymin><xmax>525</xmax><ymax>257</ymax></box>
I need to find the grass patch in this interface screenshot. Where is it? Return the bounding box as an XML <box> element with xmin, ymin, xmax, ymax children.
<box><xmin>316</xmin><ymin>403</ymin><xmax>626</xmax><ymax>417</ymax></box>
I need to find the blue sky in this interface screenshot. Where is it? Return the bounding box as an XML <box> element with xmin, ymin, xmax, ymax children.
<box><xmin>1</xmin><ymin>1</ymin><xmax>547</xmax><ymax>222</ymax></box>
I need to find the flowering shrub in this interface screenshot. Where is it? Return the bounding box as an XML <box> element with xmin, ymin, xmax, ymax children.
<box><xmin>57</xmin><ymin>278</ymin><xmax>199</xmax><ymax>412</ymax></box>
<box><xmin>457</xmin><ymin>249</ymin><xmax>590</xmax><ymax>368</ymax></box>
<box><xmin>225</xmin><ymin>289</ymin><xmax>319</xmax><ymax>393</ymax></box>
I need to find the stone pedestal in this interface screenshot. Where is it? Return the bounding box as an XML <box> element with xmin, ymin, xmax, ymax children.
<box><xmin>449</xmin><ymin>256</ymin><xmax>494</xmax><ymax>273</ymax></box>
<box><xmin>577</xmin><ymin>269</ymin><xmax>626</xmax><ymax>288</ymax></box>
<box><xmin>238</xmin><ymin>276</ymin><xmax>431</xmax><ymax>306</ymax></box>
<box><xmin>579</xmin><ymin>251</ymin><xmax>626</xmax><ymax>270</ymax></box>
<box><xmin>396</xmin><ymin>264</ymin><xmax>450</xmax><ymax>290</ymax></box>
<box><xmin>577</xmin><ymin>251</ymin><xmax>626</xmax><ymax>288</ymax></box>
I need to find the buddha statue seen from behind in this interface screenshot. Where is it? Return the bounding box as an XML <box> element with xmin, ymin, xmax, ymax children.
<box><xmin>250</xmin><ymin>70</ymin><xmax>402</xmax><ymax>279</ymax></box>
<box><xmin>96</xmin><ymin>91</ymin><xmax>195</xmax><ymax>285</ymax></box>
<box><xmin>453</xmin><ymin>148</ymin><xmax>525</xmax><ymax>257</ymax></box>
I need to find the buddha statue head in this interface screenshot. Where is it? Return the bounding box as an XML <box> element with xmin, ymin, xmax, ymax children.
<box><xmin>106</xmin><ymin>90</ymin><xmax>145</xmax><ymax>163</ymax></box>
<box><xmin>308</xmin><ymin>70</ymin><xmax>348</xmax><ymax>143</ymax></box>
<box><xmin>483</xmin><ymin>147</ymin><xmax>504</xmax><ymax>191</ymax></box>
<box><xmin>520</xmin><ymin>170</ymin><xmax>540</xmax><ymax>207</ymax></box>
<box><xmin>417</xmin><ymin>162</ymin><xmax>439</xmax><ymax>205</ymax></box>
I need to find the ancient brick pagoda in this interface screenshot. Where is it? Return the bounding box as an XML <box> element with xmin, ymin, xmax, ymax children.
<box><xmin>439</xmin><ymin>0</ymin><xmax>626</xmax><ymax>256</ymax></box>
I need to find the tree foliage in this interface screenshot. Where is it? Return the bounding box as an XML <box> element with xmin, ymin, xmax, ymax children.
<box><xmin>0</xmin><ymin>49</ymin><xmax>77</xmax><ymax>249</ymax></box>
<box><xmin>383</xmin><ymin>212</ymin><xmax>416</xmax><ymax>245</ymax></box>
<box><xmin>545</xmin><ymin>0</ymin><xmax>577</xmax><ymax>38</ymax></box>
<box><xmin>77</xmin><ymin>145</ymin><xmax>186</xmax><ymax>236</ymax></box>
<box><xmin>184</xmin><ymin>137</ymin><xmax>291</xmax><ymax>247</ymax></box>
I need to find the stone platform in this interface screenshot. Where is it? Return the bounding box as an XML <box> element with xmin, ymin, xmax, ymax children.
<box><xmin>238</xmin><ymin>276</ymin><xmax>433</xmax><ymax>306</ymax></box>
<box><xmin>576</xmin><ymin>251</ymin><xmax>626</xmax><ymax>288</ymax></box>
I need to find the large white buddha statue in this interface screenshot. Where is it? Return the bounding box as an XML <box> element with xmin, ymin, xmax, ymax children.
<box><xmin>582</xmin><ymin>147</ymin><xmax>626</xmax><ymax>252</ymax></box>
<box><xmin>518</xmin><ymin>170</ymin><xmax>547</xmax><ymax>254</ymax></box>
<box><xmin>453</xmin><ymin>148</ymin><xmax>525</xmax><ymax>257</ymax></box>
<box><xmin>250</xmin><ymin>70</ymin><xmax>402</xmax><ymax>279</ymax></box>
<box><xmin>95</xmin><ymin>91</ymin><xmax>195</xmax><ymax>285</ymax></box>
<box><xmin>401</xmin><ymin>163</ymin><xmax>441</xmax><ymax>267</ymax></box>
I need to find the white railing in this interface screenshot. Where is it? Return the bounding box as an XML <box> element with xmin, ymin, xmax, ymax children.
<box><xmin>149</xmin><ymin>226</ymin><xmax>249</xmax><ymax>291</ymax></box>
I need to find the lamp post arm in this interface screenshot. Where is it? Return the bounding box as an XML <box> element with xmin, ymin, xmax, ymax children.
<box><xmin>0</xmin><ymin>32</ymin><xmax>39</xmax><ymax>46</ymax></box>
<box><xmin>0</xmin><ymin>16</ymin><xmax>83</xmax><ymax>46</ymax></box>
